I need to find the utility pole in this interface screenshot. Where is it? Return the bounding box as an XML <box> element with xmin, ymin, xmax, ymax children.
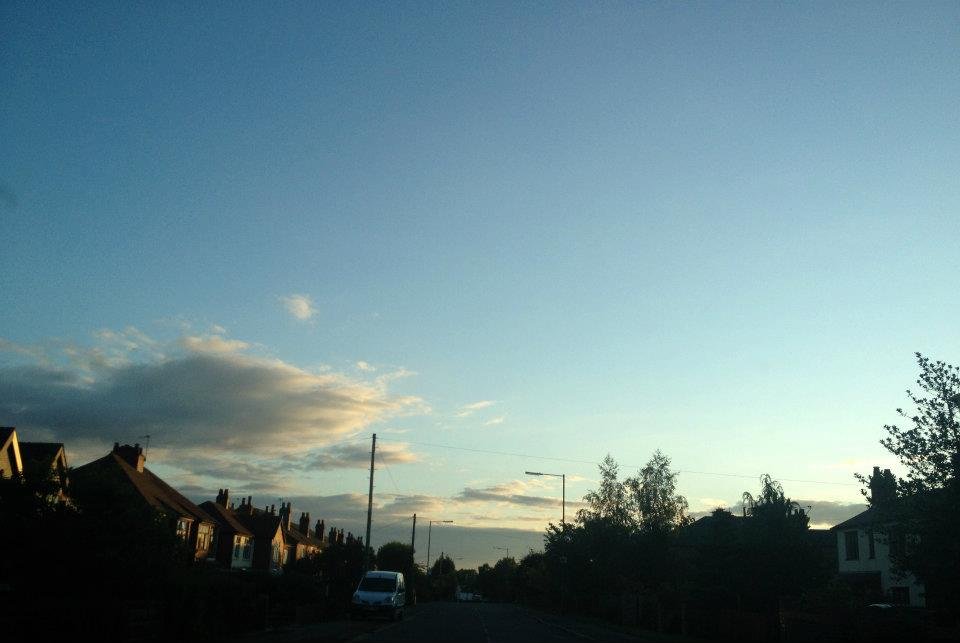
<box><xmin>411</xmin><ymin>513</ymin><xmax>417</xmax><ymax>552</ymax></box>
<box><xmin>562</xmin><ymin>473</ymin><xmax>566</xmax><ymax>525</ymax></box>
<box><xmin>364</xmin><ymin>433</ymin><xmax>376</xmax><ymax>570</ymax></box>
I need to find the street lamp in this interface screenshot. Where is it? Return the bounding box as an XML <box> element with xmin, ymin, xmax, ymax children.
<box><xmin>525</xmin><ymin>470</ymin><xmax>566</xmax><ymax>525</ymax></box>
<box><xmin>493</xmin><ymin>546</ymin><xmax>510</xmax><ymax>559</ymax></box>
<box><xmin>426</xmin><ymin>520</ymin><xmax>453</xmax><ymax>571</ymax></box>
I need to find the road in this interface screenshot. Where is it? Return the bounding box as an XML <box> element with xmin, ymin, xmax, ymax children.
<box><xmin>348</xmin><ymin>602</ymin><xmax>666</xmax><ymax>643</ymax></box>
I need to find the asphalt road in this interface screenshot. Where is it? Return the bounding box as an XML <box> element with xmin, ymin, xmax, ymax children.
<box><xmin>348</xmin><ymin>602</ymin><xmax>662</xmax><ymax>643</ymax></box>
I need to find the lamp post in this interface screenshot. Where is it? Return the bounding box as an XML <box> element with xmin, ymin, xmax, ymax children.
<box><xmin>426</xmin><ymin>520</ymin><xmax>453</xmax><ymax>571</ymax></box>
<box><xmin>493</xmin><ymin>546</ymin><xmax>510</xmax><ymax>559</ymax></box>
<box><xmin>525</xmin><ymin>470</ymin><xmax>566</xmax><ymax>525</ymax></box>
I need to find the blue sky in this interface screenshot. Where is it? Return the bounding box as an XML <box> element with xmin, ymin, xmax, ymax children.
<box><xmin>2</xmin><ymin>1</ymin><xmax>959</xmax><ymax>566</ymax></box>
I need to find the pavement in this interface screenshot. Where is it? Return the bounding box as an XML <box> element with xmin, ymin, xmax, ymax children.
<box><xmin>244</xmin><ymin>602</ymin><xmax>696</xmax><ymax>643</ymax></box>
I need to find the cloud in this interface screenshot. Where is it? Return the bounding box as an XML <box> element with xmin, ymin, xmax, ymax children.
<box><xmin>454</xmin><ymin>481</ymin><xmax>582</xmax><ymax>510</ymax></box>
<box><xmin>356</xmin><ymin>361</ymin><xmax>376</xmax><ymax>372</ymax></box>
<box><xmin>456</xmin><ymin>400</ymin><xmax>495</xmax><ymax>417</ymax></box>
<box><xmin>180</xmin><ymin>334</ymin><xmax>249</xmax><ymax>354</ymax></box>
<box><xmin>0</xmin><ymin>330</ymin><xmax>426</xmax><ymax>457</ymax></box>
<box><xmin>687</xmin><ymin>498</ymin><xmax>867</xmax><ymax>527</ymax></box>
<box><xmin>302</xmin><ymin>441</ymin><xmax>419</xmax><ymax>470</ymax></box>
<box><xmin>484</xmin><ymin>416</ymin><xmax>505</xmax><ymax>426</ymax></box>
<box><xmin>281</xmin><ymin>294</ymin><xmax>317</xmax><ymax>321</ymax></box>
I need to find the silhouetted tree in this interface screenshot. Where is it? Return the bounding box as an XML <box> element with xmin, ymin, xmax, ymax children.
<box><xmin>738</xmin><ymin>474</ymin><xmax>823</xmax><ymax>611</ymax></box>
<box><xmin>865</xmin><ymin>353</ymin><xmax>960</xmax><ymax>613</ymax></box>
<box><xmin>626</xmin><ymin>449</ymin><xmax>691</xmax><ymax>532</ymax></box>
<box><xmin>428</xmin><ymin>554</ymin><xmax>458</xmax><ymax>600</ymax></box>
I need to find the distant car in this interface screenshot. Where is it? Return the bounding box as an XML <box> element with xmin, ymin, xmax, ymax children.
<box><xmin>351</xmin><ymin>571</ymin><xmax>406</xmax><ymax>620</ymax></box>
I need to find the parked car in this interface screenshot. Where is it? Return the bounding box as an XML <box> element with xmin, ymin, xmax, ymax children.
<box><xmin>351</xmin><ymin>571</ymin><xmax>406</xmax><ymax>620</ymax></box>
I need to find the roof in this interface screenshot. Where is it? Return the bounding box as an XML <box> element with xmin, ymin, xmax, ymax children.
<box><xmin>200</xmin><ymin>500</ymin><xmax>253</xmax><ymax>537</ymax></box>
<box><xmin>234</xmin><ymin>510</ymin><xmax>284</xmax><ymax>542</ymax></box>
<box><xmin>19</xmin><ymin>442</ymin><xmax>65</xmax><ymax>467</ymax></box>
<box><xmin>283</xmin><ymin>524</ymin><xmax>323</xmax><ymax>549</ymax></box>
<box><xmin>831</xmin><ymin>507</ymin><xmax>876</xmax><ymax>530</ymax></box>
<box><xmin>74</xmin><ymin>452</ymin><xmax>216</xmax><ymax>525</ymax></box>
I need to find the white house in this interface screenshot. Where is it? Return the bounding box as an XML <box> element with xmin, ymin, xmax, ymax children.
<box><xmin>832</xmin><ymin>468</ymin><xmax>925</xmax><ymax>607</ymax></box>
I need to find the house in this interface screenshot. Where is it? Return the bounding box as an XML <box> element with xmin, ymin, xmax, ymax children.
<box><xmin>19</xmin><ymin>440</ymin><xmax>70</xmax><ymax>503</ymax></box>
<box><xmin>1</xmin><ymin>426</ymin><xmax>22</xmax><ymax>479</ymax></box>
<box><xmin>277</xmin><ymin>502</ymin><xmax>325</xmax><ymax>565</ymax></box>
<box><xmin>0</xmin><ymin>426</ymin><xmax>70</xmax><ymax>502</ymax></box>
<box><xmin>831</xmin><ymin>467</ymin><xmax>925</xmax><ymax>607</ymax></box>
<box><xmin>72</xmin><ymin>442</ymin><xmax>218</xmax><ymax>561</ymax></box>
<box><xmin>233</xmin><ymin>496</ymin><xmax>286</xmax><ymax>574</ymax></box>
<box><xmin>199</xmin><ymin>488</ymin><xmax>254</xmax><ymax>570</ymax></box>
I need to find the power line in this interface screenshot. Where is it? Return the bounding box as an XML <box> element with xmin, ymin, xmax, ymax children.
<box><xmin>377</xmin><ymin>437</ymin><xmax>858</xmax><ymax>487</ymax></box>
<box><xmin>379</xmin><ymin>451</ymin><xmax>402</xmax><ymax>493</ymax></box>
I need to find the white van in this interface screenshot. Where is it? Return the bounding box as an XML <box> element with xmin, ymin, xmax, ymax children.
<box><xmin>351</xmin><ymin>571</ymin><xmax>406</xmax><ymax>620</ymax></box>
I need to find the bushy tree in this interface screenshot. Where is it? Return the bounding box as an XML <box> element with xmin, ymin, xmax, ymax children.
<box><xmin>625</xmin><ymin>450</ymin><xmax>690</xmax><ymax>533</ymax></box>
<box><xmin>428</xmin><ymin>554</ymin><xmax>458</xmax><ymax>600</ymax></box>
<box><xmin>867</xmin><ymin>353</ymin><xmax>960</xmax><ymax>612</ymax></box>
<box><xmin>739</xmin><ymin>475</ymin><xmax>823</xmax><ymax>610</ymax></box>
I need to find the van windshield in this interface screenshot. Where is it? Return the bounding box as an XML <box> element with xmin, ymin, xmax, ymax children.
<box><xmin>359</xmin><ymin>577</ymin><xmax>397</xmax><ymax>592</ymax></box>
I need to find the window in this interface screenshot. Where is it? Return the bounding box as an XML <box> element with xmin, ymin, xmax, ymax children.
<box><xmin>845</xmin><ymin>530</ymin><xmax>860</xmax><ymax>561</ymax></box>
<box><xmin>234</xmin><ymin>537</ymin><xmax>241</xmax><ymax>559</ymax></box>
<box><xmin>176</xmin><ymin>519</ymin><xmax>190</xmax><ymax>542</ymax></box>
<box><xmin>243</xmin><ymin>538</ymin><xmax>252</xmax><ymax>560</ymax></box>
<box><xmin>197</xmin><ymin>523</ymin><xmax>213</xmax><ymax>551</ymax></box>
<box><xmin>868</xmin><ymin>531</ymin><xmax>876</xmax><ymax>559</ymax></box>
<box><xmin>272</xmin><ymin>542</ymin><xmax>281</xmax><ymax>564</ymax></box>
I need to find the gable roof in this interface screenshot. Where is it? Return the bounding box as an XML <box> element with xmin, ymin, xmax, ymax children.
<box><xmin>74</xmin><ymin>452</ymin><xmax>215</xmax><ymax>525</ymax></box>
<box><xmin>235</xmin><ymin>510</ymin><xmax>284</xmax><ymax>543</ymax></box>
<box><xmin>200</xmin><ymin>500</ymin><xmax>253</xmax><ymax>537</ymax></box>
<box><xmin>831</xmin><ymin>507</ymin><xmax>876</xmax><ymax>530</ymax></box>
<box><xmin>19</xmin><ymin>442</ymin><xmax>65</xmax><ymax>467</ymax></box>
<box><xmin>283</xmin><ymin>524</ymin><xmax>324</xmax><ymax>549</ymax></box>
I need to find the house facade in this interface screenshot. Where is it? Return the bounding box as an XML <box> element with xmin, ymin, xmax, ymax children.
<box><xmin>73</xmin><ymin>443</ymin><xmax>218</xmax><ymax>561</ymax></box>
<box><xmin>832</xmin><ymin>468</ymin><xmax>926</xmax><ymax>607</ymax></box>
<box><xmin>200</xmin><ymin>488</ymin><xmax>254</xmax><ymax>570</ymax></box>
<box><xmin>233</xmin><ymin>496</ymin><xmax>286</xmax><ymax>574</ymax></box>
<box><xmin>277</xmin><ymin>502</ymin><xmax>324</xmax><ymax>565</ymax></box>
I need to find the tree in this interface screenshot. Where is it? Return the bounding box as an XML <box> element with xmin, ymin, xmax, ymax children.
<box><xmin>880</xmin><ymin>353</ymin><xmax>960</xmax><ymax>490</ymax></box>
<box><xmin>737</xmin><ymin>475</ymin><xmax>823</xmax><ymax>611</ymax></box>
<box><xmin>868</xmin><ymin>352</ymin><xmax>960</xmax><ymax>612</ymax></box>
<box><xmin>625</xmin><ymin>450</ymin><xmax>690</xmax><ymax>533</ymax></box>
<box><xmin>578</xmin><ymin>454</ymin><xmax>632</xmax><ymax>528</ymax></box>
<box><xmin>428</xmin><ymin>554</ymin><xmax>457</xmax><ymax>600</ymax></box>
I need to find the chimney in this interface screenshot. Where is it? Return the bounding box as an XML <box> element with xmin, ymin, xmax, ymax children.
<box><xmin>279</xmin><ymin>502</ymin><xmax>291</xmax><ymax>530</ymax></box>
<box><xmin>270</xmin><ymin>503</ymin><xmax>275</xmax><ymax>515</ymax></box>
<box><xmin>316</xmin><ymin>519</ymin><xmax>325</xmax><ymax>541</ymax></box>
<box><xmin>869</xmin><ymin>466</ymin><xmax>897</xmax><ymax>507</ymax></box>
<box><xmin>113</xmin><ymin>443</ymin><xmax>145</xmax><ymax>473</ymax></box>
<box><xmin>299</xmin><ymin>511</ymin><xmax>310</xmax><ymax>534</ymax></box>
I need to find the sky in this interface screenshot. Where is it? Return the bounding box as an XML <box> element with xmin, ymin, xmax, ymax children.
<box><xmin>1</xmin><ymin>1</ymin><xmax>959</xmax><ymax>568</ymax></box>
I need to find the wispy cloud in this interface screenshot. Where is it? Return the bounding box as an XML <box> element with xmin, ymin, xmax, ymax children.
<box><xmin>484</xmin><ymin>416</ymin><xmax>505</xmax><ymax>426</ymax></box>
<box><xmin>456</xmin><ymin>400</ymin><xmax>495</xmax><ymax>417</ymax></box>
<box><xmin>356</xmin><ymin>360</ymin><xmax>376</xmax><ymax>372</ymax></box>
<box><xmin>281</xmin><ymin>294</ymin><xmax>317</xmax><ymax>321</ymax></box>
